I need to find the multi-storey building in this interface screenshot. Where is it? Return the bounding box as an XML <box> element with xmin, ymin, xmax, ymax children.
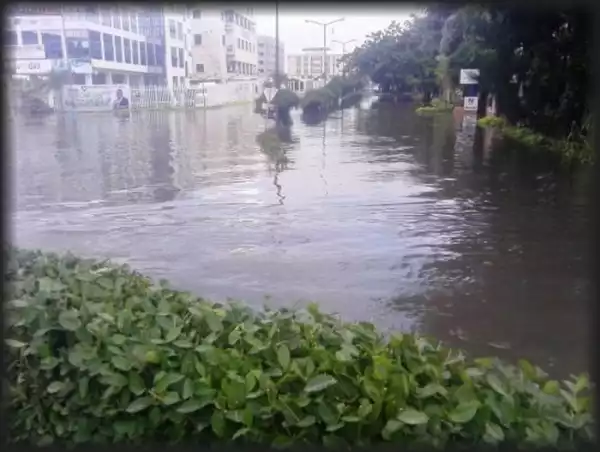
<box><xmin>189</xmin><ymin>8</ymin><xmax>227</xmax><ymax>81</ymax></box>
<box><xmin>162</xmin><ymin>6</ymin><xmax>193</xmax><ymax>89</ymax></box>
<box><xmin>257</xmin><ymin>35</ymin><xmax>284</xmax><ymax>76</ymax></box>
<box><xmin>223</xmin><ymin>8</ymin><xmax>257</xmax><ymax>76</ymax></box>
<box><xmin>287</xmin><ymin>50</ymin><xmax>343</xmax><ymax>79</ymax></box>
<box><xmin>5</xmin><ymin>6</ymin><xmax>167</xmax><ymax>86</ymax></box>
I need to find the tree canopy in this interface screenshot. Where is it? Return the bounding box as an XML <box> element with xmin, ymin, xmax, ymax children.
<box><xmin>344</xmin><ymin>4</ymin><xmax>591</xmax><ymax>141</ymax></box>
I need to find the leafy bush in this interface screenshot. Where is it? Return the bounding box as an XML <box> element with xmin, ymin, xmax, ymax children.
<box><xmin>415</xmin><ymin>99</ymin><xmax>454</xmax><ymax>115</ymax></box>
<box><xmin>477</xmin><ymin>116</ymin><xmax>594</xmax><ymax>164</ymax></box>
<box><xmin>5</xmin><ymin>248</ymin><xmax>595</xmax><ymax>448</ymax></box>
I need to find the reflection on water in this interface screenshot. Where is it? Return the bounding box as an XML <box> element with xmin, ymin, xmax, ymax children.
<box><xmin>10</xmin><ymin>104</ymin><xmax>591</xmax><ymax>377</ymax></box>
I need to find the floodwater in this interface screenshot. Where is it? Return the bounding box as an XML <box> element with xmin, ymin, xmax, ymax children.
<box><xmin>9</xmin><ymin>103</ymin><xmax>592</xmax><ymax>377</ymax></box>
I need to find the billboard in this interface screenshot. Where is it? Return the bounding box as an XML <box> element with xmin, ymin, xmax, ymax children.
<box><xmin>62</xmin><ymin>84</ymin><xmax>131</xmax><ymax>112</ymax></box>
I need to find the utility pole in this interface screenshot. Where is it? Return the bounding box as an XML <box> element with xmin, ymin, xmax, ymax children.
<box><xmin>274</xmin><ymin>1</ymin><xmax>279</xmax><ymax>88</ymax></box>
<box><xmin>333</xmin><ymin>39</ymin><xmax>355</xmax><ymax>75</ymax></box>
<box><xmin>305</xmin><ymin>17</ymin><xmax>344</xmax><ymax>84</ymax></box>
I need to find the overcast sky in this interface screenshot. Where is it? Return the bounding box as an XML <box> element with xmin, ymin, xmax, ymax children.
<box><xmin>254</xmin><ymin>5</ymin><xmax>418</xmax><ymax>55</ymax></box>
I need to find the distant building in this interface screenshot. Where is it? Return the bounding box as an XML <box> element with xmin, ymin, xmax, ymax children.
<box><xmin>3</xmin><ymin>6</ymin><xmax>197</xmax><ymax>88</ymax></box>
<box><xmin>189</xmin><ymin>7</ymin><xmax>257</xmax><ymax>81</ymax></box>
<box><xmin>287</xmin><ymin>50</ymin><xmax>342</xmax><ymax>79</ymax></box>
<box><xmin>257</xmin><ymin>35</ymin><xmax>284</xmax><ymax>77</ymax></box>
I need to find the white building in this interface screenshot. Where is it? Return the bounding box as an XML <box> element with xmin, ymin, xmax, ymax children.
<box><xmin>5</xmin><ymin>6</ymin><xmax>168</xmax><ymax>86</ymax></box>
<box><xmin>162</xmin><ymin>6</ymin><xmax>193</xmax><ymax>89</ymax></box>
<box><xmin>189</xmin><ymin>8</ymin><xmax>227</xmax><ymax>81</ymax></box>
<box><xmin>257</xmin><ymin>35</ymin><xmax>285</xmax><ymax>76</ymax></box>
<box><xmin>224</xmin><ymin>8</ymin><xmax>257</xmax><ymax>76</ymax></box>
<box><xmin>287</xmin><ymin>50</ymin><xmax>343</xmax><ymax>79</ymax></box>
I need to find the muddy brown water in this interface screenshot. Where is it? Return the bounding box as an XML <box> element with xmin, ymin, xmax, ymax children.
<box><xmin>9</xmin><ymin>103</ymin><xmax>592</xmax><ymax>377</ymax></box>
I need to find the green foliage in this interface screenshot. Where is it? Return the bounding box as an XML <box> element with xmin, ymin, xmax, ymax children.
<box><xmin>5</xmin><ymin>247</ymin><xmax>595</xmax><ymax>447</ymax></box>
<box><xmin>477</xmin><ymin>116</ymin><xmax>594</xmax><ymax>164</ymax></box>
<box><xmin>416</xmin><ymin>99</ymin><xmax>454</xmax><ymax>115</ymax></box>
<box><xmin>270</xmin><ymin>89</ymin><xmax>300</xmax><ymax>110</ymax></box>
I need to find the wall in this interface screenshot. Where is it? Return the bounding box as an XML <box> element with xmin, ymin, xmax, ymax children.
<box><xmin>189</xmin><ymin>10</ymin><xmax>227</xmax><ymax>80</ymax></box>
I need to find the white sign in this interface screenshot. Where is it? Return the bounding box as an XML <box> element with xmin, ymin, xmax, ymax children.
<box><xmin>70</xmin><ymin>59</ymin><xmax>92</xmax><ymax>74</ymax></box>
<box><xmin>15</xmin><ymin>59</ymin><xmax>52</xmax><ymax>75</ymax></box>
<box><xmin>460</xmin><ymin>69</ymin><xmax>480</xmax><ymax>85</ymax></box>
<box><xmin>464</xmin><ymin>96</ymin><xmax>479</xmax><ymax>112</ymax></box>
<box><xmin>62</xmin><ymin>84</ymin><xmax>131</xmax><ymax>112</ymax></box>
<box><xmin>6</xmin><ymin>44</ymin><xmax>46</xmax><ymax>60</ymax></box>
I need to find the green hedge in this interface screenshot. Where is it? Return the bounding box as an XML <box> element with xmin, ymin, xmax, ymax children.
<box><xmin>5</xmin><ymin>248</ymin><xmax>594</xmax><ymax>447</ymax></box>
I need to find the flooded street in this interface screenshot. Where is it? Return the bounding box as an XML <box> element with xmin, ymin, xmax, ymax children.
<box><xmin>10</xmin><ymin>104</ymin><xmax>591</xmax><ymax>376</ymax></box>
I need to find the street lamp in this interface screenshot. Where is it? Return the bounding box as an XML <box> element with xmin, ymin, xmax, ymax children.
<box><xmin>333</xmin><ymin>39</ymin><xmax>355</xmax><ymax>75</ymax></box>
<box><xmin>305</xmin><ymin>17</ymin><xmax>344</xmax><ymax>83</ymax></box>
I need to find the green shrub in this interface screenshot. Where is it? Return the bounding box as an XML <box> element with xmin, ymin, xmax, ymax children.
<box><xmin>477</xmin><ymin>116</ymin><xmax>594</xmax><ymax>164</ymax></box>
<box><xmin>5</xmin><ymin>248</ymin><xmax>595</xmax><ymax>448</ymax></box>
<box><xmin>415</xmin><ymin>99</ymin><xmax>453</xmax><ymax>115</ymax></box>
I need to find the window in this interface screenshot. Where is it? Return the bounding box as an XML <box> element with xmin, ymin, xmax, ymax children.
<box><xmin>112</xmin><ymin>73</ymin><xmax>125</xmax><ymax>84</ymax></box>
<box><xmin>115</xmin><ymin>36</ymin><xmax>123</xmax><ymax>62</ymax></box>
<box><xmin>177</xmin><ymin>22</ymin><xmax>183</xmax><ymax>40</ymax></box>
<box><xmin>155</xmin><ymin>44</ymin><xmax>164</xmax><ymax>65</ymax></box>
<box><xmin>140</xmin><ymin>41</ymin><xmax>147</xmax><ymax>65</ymax></box>
<box><xmin>100</xmin><ymin>10</ymin><xmax>111</xmax><ymax>26</ymax></box>
<box><xmin>124</xmin><ymin>38</ymin><xmax>132</xmax><ymax>63</ymax></box>
<box><xmin>103</xmin><ymin>34</ymin><xmax>114</xmax><ymax>60</ymax></box>
<box><xmin>5</xmin><ymin>30</ymin><xmax>17</xmax><ymax>45</ymax></box>
<box><xmin>196</xmin><ymin>63</ymin><xmax>204</xmax><ymax>73</ymax></box>
<box><xmin>178</xmin><ymin>48</ymin><xmax>184</xmax><ymax>68</ymax></box>
<box><xmin>92</xmin><ymin>72</ymin><xmax>106</xmax><ymax>85</ymax></box>
<box><xmin>172</xmin><ymin>76</ymin><xmax>178</xmax><ymax>87</ymax></box>
<box><xmin>131</xmin><ymin>13</ymin><xmax>138</xmax><ymax>33</ymax></box>
<box><xmin>66</xmin><ymin>37</ymin><xmax>90</xmax><ymax>59</ymax></box>
<box><xmin>147</xmin><ymin>43</ymin><xmax>155</xmax><ymax>65</ymax></box>
<box><xmin>132</xmin><ymin>40</ymin><xmax>139</xmax><ymax>64</ymax></box>
<box><xmin>72</xmin><ymin>74</ymin><xmax>86</xmax><ymax>85</ymax></box>
<box><xmin>41</xmin><ymin>32</ymin><xmax>63</xmax><ymax>59</ymax></box>
<box><xmin>169</xmin><ymin>20</ymin><xmax>176</xmax><ymax>38</ymax></box>
<box><xmin>194</xmin><ymin>34</ymin><xmax>202</xmax><ymax>45</ymax></box>
<box><xmin>258</xmin><ymin>51</ymin><xmax>264</xmax><ymax>57</ymax></box>
<box><xmin>237</xmin><ymin>38</ymin><xmax>241</xmax><ymax>49</ymax></box>
<box><xmin>89</xmin><ymin>31</ymin><xmax>102</xmax><ymax>59</ymax></box>
<box><xmin>193</xmin><ymin>9</ymin><xmax>201</xmax><ymax>18</ymax></box>
<box><xmin>258</xmin><ymin>59</ymin><xmax>264</xmax><ymax>65</ymax></box>
<box><xmin>171</xmin><ymin>47</ymin><xmax>177</xmax><ymax>67</ymax></box>
<box><xmin>21</xmin><ymin>31</ymin><xmax>38</xmax><ymax>45</ymax></box>
<box><xmin>222</xmin><ymin>35</ymin><xmax>225</xmax><ymax>46</ymax></box>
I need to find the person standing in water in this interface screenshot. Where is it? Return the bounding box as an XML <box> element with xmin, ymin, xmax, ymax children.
<box><xmin>113</xmin><ymin>88</ymin><xmax>129</xmax><ymax>109</ymax></box>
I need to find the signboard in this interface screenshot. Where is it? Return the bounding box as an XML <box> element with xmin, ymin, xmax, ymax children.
<box><xmin>464</xmin><ymin>96</ymin><xmax>478</xmax><ymax>112</ymax></box>
<box><xmin>70</xmin><ymin>58</ymin><xmax>92</xmax><ymax>74</ymax></box>
<box><xmin>62</xmin><ymin>84</ymin><xmax>131</xmax><ymax>112</ymax></box>
<box><xmin>7</xmin><ymin>5</ymin><xmax>62</xmax><ymax>15</ymax></box>
<box><xmin>6</xmin><ymin>44</ymin><xmax>46</xmax><ymax>60</ymax></box>
<box><xmin>15</xmin><ymin>59</ymin><xmax>52</xmax><ymax>75</ymax></box>
<box><xmin>460</xmin><ymin>69</ymin><xmax>479</xmax><ymax>85</ymax></box>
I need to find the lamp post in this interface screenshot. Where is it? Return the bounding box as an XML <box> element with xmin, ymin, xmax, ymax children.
<box><xmin>275</xmin><ymin>1</ymin><xmax>280</xmax><ymax>88</ymax></box>
<box><xmin>305</xmin><ymin>17</ymin><xmax>344</xmax><ymax>83</ymax></box>
<box><xmin>332</xmin><ymin>39</ymin><xmax>355</xmax><ymax>75</ymax></box>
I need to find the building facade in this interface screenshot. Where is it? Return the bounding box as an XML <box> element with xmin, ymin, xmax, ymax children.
<box><xmin>287</xmin><ymin>51</ymin><xmax>342</xmax><ymax>79</ymax></box>
<box><xmin>162</xmin><ymin>6</ymin><xmax>193</xmax><ymax>89</ymax></box>
<box><xmin>5</xmin><ymin>6</ymin><xmax>168</xmax><ymax>86</ymax></box>
<box><xmin>224</xmin><ymin>8</ymin><xmax>257</xmax><ymax>76</ymax></box>
<box><xmin>189</xmin><ymin>8</ymin><xmax>227</xmax><ymax>81</ymax></box>
<box><xmin>257</xmin><ymin>35</ymin><xmax>285</xmax><ymax>76</ymax></box>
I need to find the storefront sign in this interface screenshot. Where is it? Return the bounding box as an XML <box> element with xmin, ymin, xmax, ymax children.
<box><xmin>62</xmin><ymin>84</ymin><xmax>131</xmax><ymax>112</ymax></box>
<box><xmin>15</xmin><ymin>59</ymin><xmax>52</xmax><ymax>75</ymax></box>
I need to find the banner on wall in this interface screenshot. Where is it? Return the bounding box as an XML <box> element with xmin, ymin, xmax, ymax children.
<box><xmin>62</xmin><ymin>84</ymin><xmax>131</xmax><ymax>112</ymax></box>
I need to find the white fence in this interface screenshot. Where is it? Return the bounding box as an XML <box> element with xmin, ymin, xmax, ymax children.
<box><xmin>130</xmin><ymin>81</ymin><xmax>259</xmax><ymax>110</ymax></box>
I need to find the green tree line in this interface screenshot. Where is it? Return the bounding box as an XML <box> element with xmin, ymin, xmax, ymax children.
<box><xmin>343</xmin><ymin>5</ymin><xmax>591</xmax><ymax>143</ymax></box>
